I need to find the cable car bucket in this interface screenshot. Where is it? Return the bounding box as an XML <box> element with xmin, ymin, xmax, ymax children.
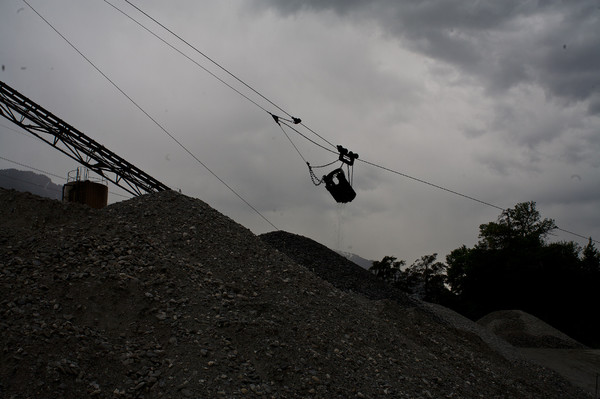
<box><xmin>308</xmin><ymin>145</ymin><xmax>358</xmax><ymax>203</ymax></box>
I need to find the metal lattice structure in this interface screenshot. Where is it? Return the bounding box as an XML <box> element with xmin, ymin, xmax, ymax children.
<box><xmin>0</xmin><ymin>80</ymin><xmax>170</xmax><ymax>196</ymax></box>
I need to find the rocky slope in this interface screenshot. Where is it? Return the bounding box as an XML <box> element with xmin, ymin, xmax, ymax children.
<box><xmin>0</xmin><ymin>188</ymin><xmax>589</xmax><ymax>398</ymax></box>
<box><xmin>260</xmin><ymin>231</ymin><xmax>415</xmax><ymax>307</ymax></box>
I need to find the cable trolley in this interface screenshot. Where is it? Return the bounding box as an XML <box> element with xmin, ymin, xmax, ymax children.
<box><xmin>272</xmin><ymin>114</ymin><xmax>358</xmax><ymax>203</ymax></box>
<box><xmin>308</xmin><ymin>145</ymin><xmax>358</xmax><ymax>203</ymax></box>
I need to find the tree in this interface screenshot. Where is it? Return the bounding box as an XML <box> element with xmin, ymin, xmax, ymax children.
<box><xmin>478</xmin><ymin>201</ymin><xmax>556</xmax><ymax>250</ymax></box>
<box><xmin>445</xmin><ymin>201</ymin><xmax>600</xmax><ymax>347</ymax></box>
<box><xmin>445</xmin><ymin>245</ymin><xmax>471</xmax><ymax>296</ymax></box>
<box><xmin>581</xmin><ymin>238</ymin><xmax>600</xmax><ymax>273</ymax></box>
<box><xmin>369</xmin><ymin>256</ymin><xmax>405</xmax><ymax>283</ymax></box>
<box><xmin>400</xmin><ymin>253</ymin><xmax>448</xmax><ymax>302</ymax></box>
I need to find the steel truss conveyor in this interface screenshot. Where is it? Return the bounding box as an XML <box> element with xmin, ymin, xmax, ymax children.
<box><xmin>0</xmin><ymin>80</ymin><xmax>170</xmax><ymax>196</ymax></box>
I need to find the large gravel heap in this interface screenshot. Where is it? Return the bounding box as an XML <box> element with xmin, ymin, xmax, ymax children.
<box><xmin>259</xmin><ymin>231</ymin><xmax>415</xmax><ymax>307</ymax></box>
<box><xmin>0</xmin><ymin>188</ymin><xmax>588</xmax><ymax>398</ymax></box>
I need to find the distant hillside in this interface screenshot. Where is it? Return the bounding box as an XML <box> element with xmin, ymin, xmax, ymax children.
<box><xmin>335</xmin><ymin>249</ymin><xmax>374</xmax><ymax>270</ymax></box>
<box><xmin>0</xmin><ymin>168</ymin><xmax>62</xmax><ymax>200</ymax></box>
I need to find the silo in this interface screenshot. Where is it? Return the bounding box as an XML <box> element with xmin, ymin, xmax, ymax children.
<box><xmin>62</xmin><ymin>167</ymin><xmax>108</xmax><ymax>209</ymax></box>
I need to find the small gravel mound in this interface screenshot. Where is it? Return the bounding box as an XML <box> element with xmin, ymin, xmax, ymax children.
<box><xmin>478</xmin><ymin>310</ymin><xmax>585</xmax><ymax>349</ymax></box>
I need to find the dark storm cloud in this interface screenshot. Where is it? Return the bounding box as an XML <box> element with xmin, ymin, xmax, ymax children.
<box><xmin>258</xmin><ymin>0</ymin><xmax>600</xmax><ymax>114</ymax></box>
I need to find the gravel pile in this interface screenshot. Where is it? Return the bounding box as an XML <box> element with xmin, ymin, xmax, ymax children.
<box><xmin>259</xmin><ymin>231</ymin><xmax>415</xmax><ymax>306</ymax></box>
<box><xmin>259</xmin><ymin>232</ymin><xmax>523</xmax><ymax>364</ymax></box>
<box><xmin>478</xmin><ymin>310</ymin><xmax>586</xmax><ymax>349</ymax></box>
<box><xmin>0</xmin><ymin>188</ymin><xmax>589</xmax><ymax>398</ymax></box>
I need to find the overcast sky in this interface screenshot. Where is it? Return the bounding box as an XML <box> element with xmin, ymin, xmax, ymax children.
<box><xmin>1</xmin><ymin>0</ymin><xmax>599</xmax><ymax>264</ymax></box>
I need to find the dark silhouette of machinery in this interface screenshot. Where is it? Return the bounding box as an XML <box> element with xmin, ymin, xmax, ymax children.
<box><xmin>0</xmin><ymin>80</ymin><xmax>170</xmax><ymax>206</ymax></box>
<box><xmin>322</xmin><ymin>145</ymin><xmax>358</xmax><ymax>203</ymax></box>
<box><xmin>271</xmin><ymin>113</ymin><xmax>359</xmax><ymax>204</ymax></box>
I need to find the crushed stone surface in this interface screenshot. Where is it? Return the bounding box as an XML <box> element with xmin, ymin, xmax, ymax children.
<box><xmin>0</xmin><ymin>188</ymin><xmax>590</xmax><ymax>398</ymax></box>
<box><xmin>478</xmin><ymin>309</ymin><xmax>585</xmax><ymax>349</ymax></box>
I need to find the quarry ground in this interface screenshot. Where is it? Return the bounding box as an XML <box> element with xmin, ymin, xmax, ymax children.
<box><xmin>518</xmin><ymin>348</ymin><xmax>600</xmax><ymax>396</ymax></box>
<box><xmin>0</xmin><ymin>187</ymin><xmax>594</xmax><ymax>398</ymax></box>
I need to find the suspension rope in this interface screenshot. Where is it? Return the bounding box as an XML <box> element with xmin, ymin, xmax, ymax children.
<box><xmin>357</xmin><ymin>157</ymin><xmax>598</xmax><ymax>244</ymax></box>
<box><xmin>273</xmin><ymin>116</ymin><xmax>307</xmax><ymax>164</ymax></box>
<box><xmin>357</xmin><ymin>157</ymin><xmax>504</xmax><ymax>211</ymax></box>
<box><xmin>299</xmin><ymin>122</ymin><xmax>337</xmax><ymax>150</ymax></box>
<box><xmin>118</xmin><ymin>0</ymin><xmax>336</xmax><ymax>151</ymax></box>
<box><xmin>35</xmin><ymin>1</ymin><xmax>597</xmax><ymax>244</ymax></box>
<box><xmin>117</xmin><ymin>1</ymin><xmax>598</xmax><ymax>245</ymax></box>
<box><xmin>278</xmin><ymin>119</ymin><xmax>339</xmax><ymax>156</ymax></box>
<box><xmin>123</xmin><ymin>0</ymin><xmax>293</xmax><ymax>119</ymax></box>
<box><xmin>0</xmin><ymin>155</ymin><xmax>66</xmax><ymax>181</ymax></box>
<box><xmin>103</xmin><ymin>0</ymin><xmax>272</xmax><ymax>116</ymax></box>
<box><xmin>272</xmin><ymin>115</ymin><xmax>339</xmax><ymax>186</ymax></box>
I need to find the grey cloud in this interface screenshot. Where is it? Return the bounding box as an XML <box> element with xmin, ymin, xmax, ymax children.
<box><xmin>473</xmin><ymin>150</ymin><xmax>541</xmax><ymax>177</ymax></box>
<box><xmin>259</xmin><ymin>0</ymin><xmax>600</xmax><ymax>113</ymax></box>
<box><xmin>588</xmin><ymin>95</ymin><xmax>600</xmax><ymax>115</ymax></box>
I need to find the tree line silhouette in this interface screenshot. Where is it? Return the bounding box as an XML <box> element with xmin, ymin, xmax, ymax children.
<box><xmin>370</xmin><ymin>201</ymin><xmax>600</xmax><ymax>347</ymax></box>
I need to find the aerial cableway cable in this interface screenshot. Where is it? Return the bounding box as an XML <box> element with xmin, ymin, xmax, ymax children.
<box><xmin>108</xmin><ymin>0</ymin><xmax>357</xmax><ymax>202</ymax></box>
<box><xmin>109</xmin><ymin>2</ymin><xmax>494</xmax><ymax>208</ymax></box>
<box><xmin>118</xmin><ymin>0</ymin><xmax>337</xmax><ymax>152</ymax></box>
<box><xmin>121</xmin><ymin>1</ymin><xmax>296</xmax><ymax>121</ymax></box>
<box><xmin>273</xmin><ymin>116</ymin><xmax>337</xmax><ymax>186</ymax></box>
<box><xmin>0</xmin><ymin>155</ymin><xmax>66</xmax><ymax>182</ymax></box>
<box><xmin>103</xmin><ymin>0</ymin><xmax>272</xmax><ymax>117</ymax></box>
<box><xmin>22</xmin><ymin>0</ymin><xmax>278</xmax><ymax>231</ymax></box>
<box><xmin>272</xmin><ymin>116</ymin><xmax>357</xmax><ymax>203</ymax></box>
<box><xmin>104</xmin><ymin>2</ymin><xmax>598</xmax><ymax>242</ymax></box>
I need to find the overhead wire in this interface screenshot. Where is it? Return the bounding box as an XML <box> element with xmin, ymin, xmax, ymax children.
<box><xmin>108</xmin><ymin>1</ymin><xmax>509</xmax><ymax>210</ymax></box>
<box><xmin>122</xmin><ymin>0</ymin><xmax>294</xmax><ymax>121</ymax></box>
<box><xmin>112</xmin><ymin>1</ymin><xmax>597</xmax><ymax>245</ymax></box>
<box><xmin>274</xmin><ymin>117</ymin><xmax>345</xmax><ymax>187</ymax></box>
<box><xmin>357</xmin><ymin>157</ymin><xmax>598</xmax><ymax>244</ymax></box>
<box><xmin>0</xmin><ymin>155</ymin><xmax>66</xmax><ymax>181</ymax></box>
<box><xmin>107</xmin><ymin>0</ymin><xmax>340</xmax><ymax>176</ymax></box>
<box><xmin>357</xmin><ymin>157</ymin><xmax>504</xmax><ymax>211</ymax></box>
<box><xmin>104</xmin><ymin>0</ymin><xmax>338</xmax><ymax>190</ymax></box>
<box><xmin>108</xmin><ymin>0</ymin><xmax>337</xmax><ymax>171</ymax></box>
<box><xmin>274</xmin><ymin>122</ymin><xmax>307</xmax><ymax>165</ymax></box>
<box><xmin>106</xmin><ymin>0</ymin><xmax>338</xmax><ymax>161</ymax></box>
<box><xmin>274</xmin><ymin>119</ymin><xmax>341</xmax><ymax>186</ymax></box>
<box><xmin>0</xmin><ymin>172</ymin><xmax>63</xmax><ymax>194</ymax></box>
<box><xmin>120</xmin><ymin>0</ymin><xmax>338</xmax><ymax>151</ymax></box>
<box><xmin>24</xmin><ymin>0</ymin><xmax>594</xmax><ymax>244</ymax></box>
<box><xmin>21</xmin><ymin>0</ymin><xmax>278</xmax><ymax>230</ymax></box>
<box><xmin>278</xmin><ymin>120</ymin><xmax>339</xmax><ymax>156</ymax></box>
<box><xmin>105</xmin><ymin>0</ymin><xmax>340</xmax><ymax>184</ymax></box>
<box><xmin>103</xmin><ymin>1</ymin><xmax>490</xmax><ymax>199</ymax></box>
<box><xmin>103</xmin><ymin>0</ymin><xmax>272</xmax><ymax>116</ymax></box>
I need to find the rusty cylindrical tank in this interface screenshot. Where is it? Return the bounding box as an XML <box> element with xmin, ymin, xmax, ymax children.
<box><xmin>62</xmin><ymin>167</ymin><xmax>108</xmax><ymax>209</ymax></box>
